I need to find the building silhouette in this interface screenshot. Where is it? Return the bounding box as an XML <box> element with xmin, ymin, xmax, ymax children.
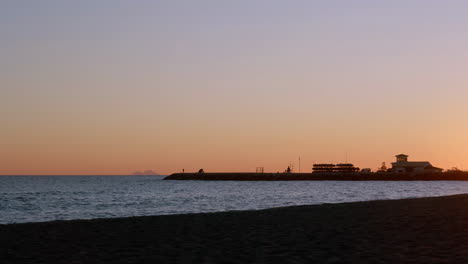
<box><xmin>391</xmin><ymin>154</ymin><xmax>443</xmax><ymax>174</ymax></box>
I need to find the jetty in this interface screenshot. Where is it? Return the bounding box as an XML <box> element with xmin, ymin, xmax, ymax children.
<box><xmin>165</xmin><ymin>154</ymin><xmax>466</xmax><ymax>181</ymax></box>
<box><xmin>164</xmin><ymin>171</ymin><xmax>468</xmax><ymax>181</ymax></box>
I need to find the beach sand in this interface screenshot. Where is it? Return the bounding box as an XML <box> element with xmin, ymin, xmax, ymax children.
<box><xmin>2</xmin><ymin>194</ymin><xmax>468</xmax><ymax>263</ymax></box>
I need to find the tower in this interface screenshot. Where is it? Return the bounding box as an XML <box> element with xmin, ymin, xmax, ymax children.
<box><xmin>396</xmin><ymin>154</ymin><xmax>408</xmax><ymax>163</ymax></box>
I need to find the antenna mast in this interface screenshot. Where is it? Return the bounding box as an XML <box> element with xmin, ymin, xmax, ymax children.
<box><xmin>299</xmin><ymin>156</ymin><xmax>301</xmax><ymax>173</ymax></box>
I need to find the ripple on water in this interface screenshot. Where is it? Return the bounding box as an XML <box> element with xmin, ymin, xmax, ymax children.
<box><xmin>2</xmin><ymin>177</ymin><xmax>468</xmax><ymax>224</ymax></box>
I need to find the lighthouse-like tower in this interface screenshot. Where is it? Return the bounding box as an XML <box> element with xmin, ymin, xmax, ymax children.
<box><xmin>395</xmin><ymin>154</ymin><xmax>408</xmax><ymax>163</ymax></box>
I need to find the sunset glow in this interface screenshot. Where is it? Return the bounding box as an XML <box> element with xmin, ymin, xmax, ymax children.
<box><xmin>2</xmin><ymin>1</ymin><xmax>468</xmax><ymax>175</ymax></box>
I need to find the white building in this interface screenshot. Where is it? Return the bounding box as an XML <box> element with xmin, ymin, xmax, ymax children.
<box><xmin>391</xmin><ymin>154</ymin><xmax>443</xmax><ymax>174</ymax></box>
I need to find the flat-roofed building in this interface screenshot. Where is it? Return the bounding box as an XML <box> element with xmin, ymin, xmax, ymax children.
<box><xmin>312</xmin><ymin>163</ymin><xmax>359</xmax><ymax>173</ymax></box>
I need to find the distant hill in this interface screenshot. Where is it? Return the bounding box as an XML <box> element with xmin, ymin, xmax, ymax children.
<box><xmin>132</xmin><ymin>170</ymin><xmax>160</xmax><ymax>176</ymax></box>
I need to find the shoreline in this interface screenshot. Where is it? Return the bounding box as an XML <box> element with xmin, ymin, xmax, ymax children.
<box><xmin>0</xmin><ymin>193</ymin><xmax>466</xmax><ymax>226</ymax></box>
<box><xmin>1</xmin><ymin>193</ymin><xmax>466</xmax><ymax>226</ymax></box>
<box><xmin>3</xmin><ymin>194</ymin><xmax>468</xmax><ymax>263</ymax></box>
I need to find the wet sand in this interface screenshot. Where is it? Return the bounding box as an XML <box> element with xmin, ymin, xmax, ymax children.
<box><xmin>2</xmin><ymin>194</ymin><xmax>468</xmax><ymax>263</ymax></box>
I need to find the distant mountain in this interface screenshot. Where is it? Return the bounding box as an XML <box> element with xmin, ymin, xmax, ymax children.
<box><xmin>132</xmin><ymin>170</ymin><xmax>160</xmax><ymax>176</ymax></box>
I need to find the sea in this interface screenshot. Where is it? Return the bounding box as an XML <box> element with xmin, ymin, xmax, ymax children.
<box><xmin>2</xmin><ymin>175</ymin><xmax>468</xmax><ymax>224</ymax></box>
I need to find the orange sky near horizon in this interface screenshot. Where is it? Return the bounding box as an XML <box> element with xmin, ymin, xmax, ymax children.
<box><xmin>2</xmin><ymin>1</ymin><xmax>468</xmax><ymax>175</ymax></box>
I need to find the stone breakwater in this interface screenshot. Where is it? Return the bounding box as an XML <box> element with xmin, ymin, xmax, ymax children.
<box><xmin>164</xmin><ymin>171</ymin><xmax>468</xmax><ymax>181</ymax></box>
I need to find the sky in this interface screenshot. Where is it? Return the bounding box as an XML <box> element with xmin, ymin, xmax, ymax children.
<box><xmin>2</xmin><ymin>0</ymin><xmax>468</xmax><ymax>175</ymax></box>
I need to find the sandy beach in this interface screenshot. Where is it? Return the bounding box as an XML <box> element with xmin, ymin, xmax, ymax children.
<box><xmin>2</xmin><ymin>194</ymin><xmax>468</xmax><ymax>263</ymax></box>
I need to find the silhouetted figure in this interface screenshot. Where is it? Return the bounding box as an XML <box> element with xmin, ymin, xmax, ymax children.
<box><xmin>198</xmin><ymin>169</ymin><xmax>204</xmax><ymax>173</ymax></box>
<box><xmin>182</xmin><ymin>169</ymin><xmax>184</xmax><ymax>173</ymax></box>
<box><xmin>287</xmin><ymin>166</ymin><xmax>291</xmax><ymax>173</ymax></box>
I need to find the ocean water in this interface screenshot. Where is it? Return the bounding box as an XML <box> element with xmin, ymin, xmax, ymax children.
<box><xmin>2</xmin><ymin>176</ymin><xmax>468</xmax><ymax>224</ymax></box>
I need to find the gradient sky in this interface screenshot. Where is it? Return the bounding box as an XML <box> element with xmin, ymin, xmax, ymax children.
<box><xmin>2</xmin><ymin>1</ymin><xmax>468</xmax><ymax>175</ymax></box>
